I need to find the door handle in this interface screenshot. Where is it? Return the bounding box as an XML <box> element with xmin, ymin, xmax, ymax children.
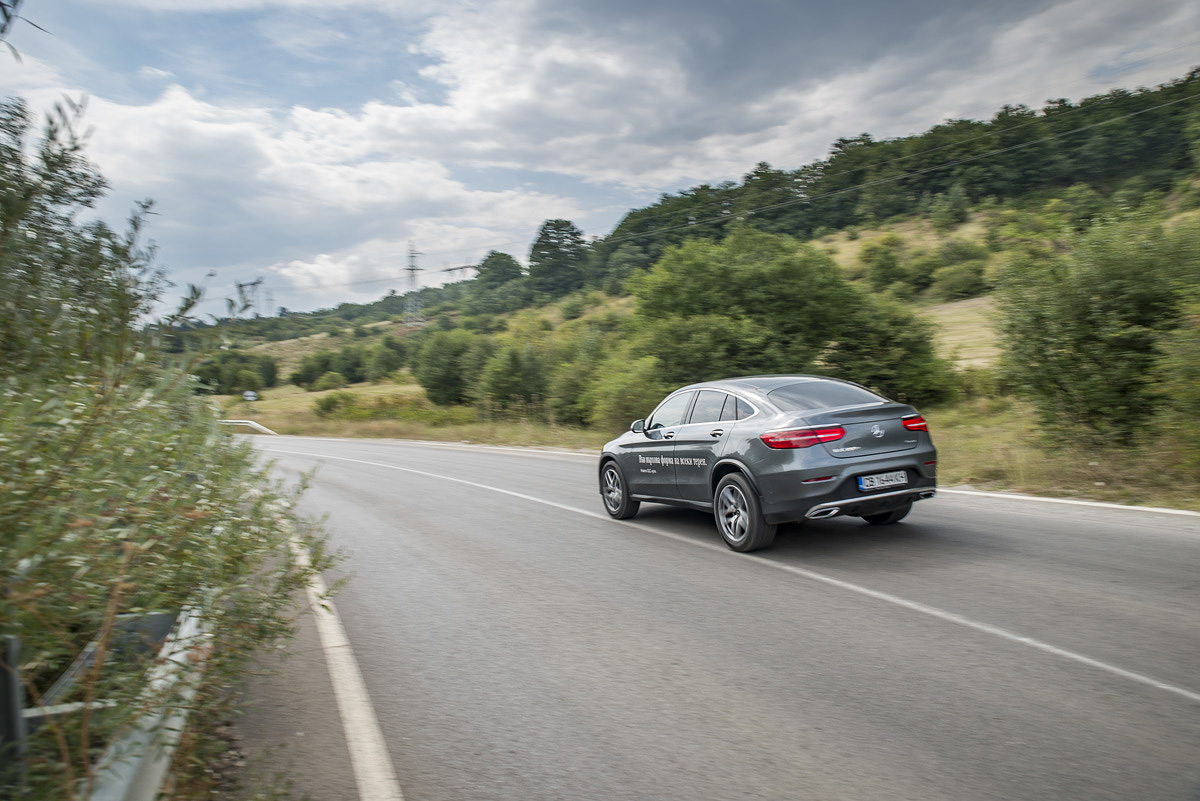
<box><xmin>709</xmin><ymin>429</ymin><xmax>724</xmax><ymax>438</ymax></box>
<box><xmin>663</xmin><ymin>431</ymin><xmax>676</xmax><ymax>440</ymax></box>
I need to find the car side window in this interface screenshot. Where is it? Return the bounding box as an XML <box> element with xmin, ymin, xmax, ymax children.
<box><xmin>688</xmin><ymin>390</ymin><xmax>727</xmax><ymax>425</ymax></box>
<box><xmin>735</xmin><ymin>397</ymin><xmax>755</xmax><ymax>420</ymax></box>
<box><xmin>719</xmin><ymin>394</ymin><xmax>738</xmax><ymax>422</ymax></box>
<box><xmin>647</xmin><ymin>392</ymin><xmax>694</xmax><ymax>430</ymax></box>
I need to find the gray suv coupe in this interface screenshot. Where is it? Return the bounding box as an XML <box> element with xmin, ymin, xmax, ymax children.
<box><xmin>598</xmin><ymin>375</ymin><xmax>937</xmax><ymax>552</ymax></box>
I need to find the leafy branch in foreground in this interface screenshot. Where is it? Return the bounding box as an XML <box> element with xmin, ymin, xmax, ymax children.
<box><xmin>0</xmin><ymin>97</ymin><xmax>334</xmax><ymax>799</ymax></box>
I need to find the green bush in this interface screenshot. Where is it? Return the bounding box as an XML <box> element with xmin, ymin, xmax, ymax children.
<box><xmin>626</xmin><ymin>227</ymin><xmax>954</xmax><ymax>404</ymax></box>
<box><xmin>313</xmin><ymin>370</ymin><xmax>349</xmax><ymax>391</ymax></box>
<box><xmin>413</xmin><ymin>329</ymin><xmax>480</xmax><ymax>405</ymax></box>
<box><xmin>580</xmin><ymin>353</ymin><xmax>668</xmax><ymax>433</ymax></box>
<box><xmin>233</xmin><ymin>368</ymin><xmax>263</xmax><ymax>392</ymax></box>
<box><xmin>0</xmin><ymin>98</ymin><xmax>329</xmax><ymax>798</ymax></box>
<box><xmin>559</xmin><ymin>294</ymin><xmax>586</xmax><ymax>320</ymax></box>
<box><xmin>860</xmin><ymin>235</ymin><xmax>905</xmax><ymax>290</ymax></box>
<box><xmin>365</xmin><ymin>344</ymin><xmax>402</xmax><ymax>381</ymax></box>
<box><xmin>476</xmin><ymin>344</ymin><xmax>546</xmax><ymax>415</ymax></box>
<box><xmin>312</xmin><ymin>391</ymin><xmax>479</xmax><ymax>426</ymax></box>
<box><xmin>313</xmin><ymin>390</ymin><xmax>357</xmax><ymax>417</ymax></box>
<box><xmin>937</xmin><ymin>238</ymin><xmax>990</xmax><ymax>265</ymax></box>
<box><xmin>1155</xmin><ymin>295</ymin><xmax>1200</xmax><ymax>474</ymax></box>
<box><xmin>930</xmin><ymin>260</ymin><xmax>988</xmax><ymax>300</ymax></box>
<box><xmin>996</xmin><ymin>216</ymin><xmax>1189</xmax><ymax>443</ymax></box>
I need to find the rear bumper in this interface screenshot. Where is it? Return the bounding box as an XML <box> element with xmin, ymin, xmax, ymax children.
<box><xmin>803</xmin><ymin>487</ymin><xmax>936</xmax><ymax>520</ymax></box>
<box><xmin>755</xmin><ymin>452</ymin><xmax>938</xmax><ymax>524</ymax></box>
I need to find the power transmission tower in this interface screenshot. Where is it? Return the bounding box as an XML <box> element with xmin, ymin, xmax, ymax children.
<box><xmin>405</xmin><ymin>242</ymin><xmax>424</xmax><ymax>325</ymax></box>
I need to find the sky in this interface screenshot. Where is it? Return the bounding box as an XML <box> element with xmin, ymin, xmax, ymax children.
<box><xmin>1</xmin><ymin>0</ymin><xmax>1197</xmax><ymax>318</ymax></box>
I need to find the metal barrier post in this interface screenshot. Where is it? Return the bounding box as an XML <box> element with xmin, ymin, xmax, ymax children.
<box><xmin>0</xmin><ymin>635</ymin><xmax>27</xmax><ymax>794</ymax></box>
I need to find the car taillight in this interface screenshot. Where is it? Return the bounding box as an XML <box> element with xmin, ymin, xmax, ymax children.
<box><xmin>902</xmin><ymin>415</ymin><xmax>929</xmax><ymax>432</ymax></box>
<box><xmin>760</xmin><ymin>427</ymin><xmax>845</xmax><ymax>449</ymax></box>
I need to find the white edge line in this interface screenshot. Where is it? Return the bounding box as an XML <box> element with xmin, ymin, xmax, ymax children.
<box><xmin>273</xmin><ymin>447</ymin><xmax>1200</xmax><ymax>707</ymax></box>
<box><xmin>291</xmin><ymin>540</ymin><xmax>405</xmax><ymax>801</ymax></box>
<box><xmin>939</xmin><ymin>488</ymin><xmax>1200</xmax><ymax>517</ymax></box>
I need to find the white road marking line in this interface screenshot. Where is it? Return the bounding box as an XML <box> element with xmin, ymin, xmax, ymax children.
<box><xmin>291</xmin><ymin>541</ymin><xmax>405</xmax><ymax>801</ymax></box>
<box><xmin>940</xmin><ymin>488</ymin><xmax>1200</xmax><ymax>517</ymax></box>
<box><xmin>269</xmin><ymin>447</ymin><xmax>1200</xmax><ymax>707</ymax></box>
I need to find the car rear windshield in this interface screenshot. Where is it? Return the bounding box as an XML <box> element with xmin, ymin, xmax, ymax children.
<box><xmin>767</xmin><ymin>381</ymin><xmax>886</xmax><ymax>411</ymax></box>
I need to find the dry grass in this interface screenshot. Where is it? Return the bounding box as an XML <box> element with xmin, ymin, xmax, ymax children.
<box><xmin>220</xmin><ymin>381</ymin><xmax>1198</xmax><ymax>513</ymax></box>
<box><xmin>814</xmin><ymin>214</ymin><xmax>991</xmax><ymax>272</ymax></box>
<box><xmin>217</xmin><ymin>380</ymin><xmax>611</xmax><ymax>451</ymax></box>
<box><xmin>243</xmin><ymin>321</ymin><xmax>419</xmax><ymax>377</ymax></box>
<box><xmin>927</xmin><ymin>397</ymin><xmax>1200</xmax><ymax>512</ymax></box>
<box><xmin>920</xmin><ymin>296</ymin><xmax>1000</xmax><ymax>368</ymax></box>
<box><xmin>244</xmin><ymin>332</ymin><xmax>335</xmax><ymax>378</ymax></box>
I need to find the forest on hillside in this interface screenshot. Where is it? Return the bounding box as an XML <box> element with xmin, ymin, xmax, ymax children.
<box><xmin>191</xmin><ymin>65</ymin><xmax>1200</xmax><ymax>342</ymax></box>
<box><xmin>189</xmin><ymin>69</ymin><xmax>1200</xmax><ymax>469</ymax></box>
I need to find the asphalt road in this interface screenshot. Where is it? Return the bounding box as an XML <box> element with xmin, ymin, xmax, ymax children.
<box><xmin>253</xmin><ymin>435</ymin><xmax>1200</xmax><ymax>801</ymax></box>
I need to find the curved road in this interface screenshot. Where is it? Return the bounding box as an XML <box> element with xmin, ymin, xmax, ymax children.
<box><xmin>254</xmin><ymin>435</ymin><xmax>1200</xmax><ymax>801</ymax></box>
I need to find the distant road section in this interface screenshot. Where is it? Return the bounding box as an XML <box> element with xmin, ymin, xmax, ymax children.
<box><xmin>257</xmin><ymin>436</ymin><xmax>1200</xmax><ymax>801</ymax></box>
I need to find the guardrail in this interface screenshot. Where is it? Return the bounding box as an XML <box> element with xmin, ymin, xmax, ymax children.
<box><xmin>219</xmin><ymin>419</ymin><xmax>278</xmax><ymax>435</ymax></box>
<box><xmin>1</xmin><ymin>608</ymin><xmax>209</xmax><ymax>800</ymax></box>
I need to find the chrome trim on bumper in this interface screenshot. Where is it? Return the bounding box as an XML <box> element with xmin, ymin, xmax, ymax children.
<box><xmin>804</xmin><ymin>487</ymin><xmax>936</xmax><ymax>519</ymax></box>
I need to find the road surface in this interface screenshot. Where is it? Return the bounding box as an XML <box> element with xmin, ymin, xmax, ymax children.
<box><xmin>248</xmin><ymin>435</ymin><xmax>1200</xmax><ymax>801</ymax></box>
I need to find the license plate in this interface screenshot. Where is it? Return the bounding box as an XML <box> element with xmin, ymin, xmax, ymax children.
<box><xmin>858</xmin><ymin>470</ymin><xmax>908</xmax><ymax>491</ymax></box>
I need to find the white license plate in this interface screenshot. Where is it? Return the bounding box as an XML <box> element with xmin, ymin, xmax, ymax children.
<box><xmin>858</xmin><ymin>470</ymin><xmax>908</xmax><ymax>491</ymax></box>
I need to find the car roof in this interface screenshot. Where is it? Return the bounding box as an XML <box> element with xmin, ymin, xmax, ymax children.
<box><xmin>680</xmin><ymin>374</ymin><xmax>853</xmax><ymax>396</ymax></box>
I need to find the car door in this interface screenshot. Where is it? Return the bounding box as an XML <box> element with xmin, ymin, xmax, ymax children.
<box><xmin>672</xmin><ymin>390</ymin><xmax>735</xmax><ymax>503</ymax></box>
<box><xmin>627</xmin><ymin>390</ymin><xmax>695</xmax><ymax>499</ymax></box>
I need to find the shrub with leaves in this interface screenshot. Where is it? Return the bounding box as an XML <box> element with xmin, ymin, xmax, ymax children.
<box><xmin>627</xmin><ymin>226</ymin><xmax>955</xmax><ymax>404</ymax></box>
<box><xmin>995</xmin><ymin>215</ymin><xmax>1195</xmax><ymax>444</ymax></box>
<box><xmin>0</xmin><ymin>99</ymin><xmax>330</xmax><ymax>798</ymax></box>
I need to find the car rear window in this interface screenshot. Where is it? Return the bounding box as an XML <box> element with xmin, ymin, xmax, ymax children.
<box><xmin>767</xmin><ymin>381</ymin><xmax>885</xmax><ymax>411</ymax></box>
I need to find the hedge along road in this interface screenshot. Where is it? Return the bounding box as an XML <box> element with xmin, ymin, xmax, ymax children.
<box><xmin>254</xmin><ymin>435</ymin><xmax>1200</xmax><ymax>801</ymax></box>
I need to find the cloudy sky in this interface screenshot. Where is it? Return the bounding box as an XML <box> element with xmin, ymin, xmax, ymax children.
<box><xmin>1</xmin><ymin>0</ymin><xmax>1197</xmax><ymax>316</ymax></box>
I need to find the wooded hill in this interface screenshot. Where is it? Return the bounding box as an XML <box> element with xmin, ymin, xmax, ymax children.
<box><xmin>190</xmin><ymin>69</ymin><xmax>1200</xmax><ymax>470</ymax></box>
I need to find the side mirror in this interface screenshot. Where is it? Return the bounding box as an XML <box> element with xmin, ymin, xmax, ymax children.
<box><xmin>630</xmin><ymin>419</ymin><xmax>645</xmax><ymax>434</ymax></box>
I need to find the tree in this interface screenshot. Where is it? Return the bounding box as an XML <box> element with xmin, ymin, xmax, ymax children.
<box><xmin>475</xmin><ymin>250</ymin><xmax>523</xmax><ymax>289</ymax></box>
<box><xmin>413</xmin><ymin>329</ymin><xmax>478</xmax><ymax>405</ymax></box>
<box><xmin>528</xmin><ymin>219</ymin><xmax>586</xmax><ymax>297</ymax></box>
<box><xmin>995</xmin><ymin>217</ymin><xmax>1185</xmax><ymax>443</ymax></box>
<box><xmin>476</xmin><ymin>344</ymin><xmax>546</xmax><ymax>414</ymax></box>
<box><xmin>860</xmin><ymin>235</ymin><xmax>905</xmax><ymax>290</ymax></box>
<box><xmin>366</xmin><ymin>344</ymin><xmax>402</xmax><ymax>381</ymax></box>
<box><xmin>626</xmin><ymin>227</ymin><xmax>953</xmax><ymax>402</ymax></box>
<box><xmin>599</xmin><ymin>242</ymin><xmax>650</xmax><ymax>294</ymax></box>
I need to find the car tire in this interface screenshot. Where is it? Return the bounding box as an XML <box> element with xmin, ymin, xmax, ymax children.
<box><xmin>714</xmin><ymin>473</ymin><xmax>777</xmax><ymax>552</ymax></box>
<box><xmin>600</xmin><ymin>461</ymin><xmax>640</xmax><ymax>519</ymax></box>
<box><xmin>862</xmin><ymin>501</ymin><xmax>912</xmax><ymax>525</ymax></box>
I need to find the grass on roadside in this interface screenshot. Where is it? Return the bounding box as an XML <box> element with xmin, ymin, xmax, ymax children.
<box><xmin>219</xmin><ymin>381</ymin><xmax>612</xmax><ymax>451</ymax></box>
<box><xmin>221</xmin><ymin>381</ymin><xmax>1200</xmax><ymax>513</ymax></box>
<box><xmin>926</xmin><ymin>396</ymin><xmax>1200</xmax><ymax>511</ymax></box>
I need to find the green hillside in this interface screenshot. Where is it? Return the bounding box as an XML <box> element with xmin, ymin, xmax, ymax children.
<box><xmin>193</xmin><ymin>70</ymin><xmax>1200</xmax><ymax>510</ymax></box>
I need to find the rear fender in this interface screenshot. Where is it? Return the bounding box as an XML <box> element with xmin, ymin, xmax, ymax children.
<box><xmin>709</xmin><ymin>459</ymin><xmax>762</xmax><ymax>499</ymax></box>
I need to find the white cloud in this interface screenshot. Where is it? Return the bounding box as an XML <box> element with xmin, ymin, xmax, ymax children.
<box><xmin>3</xmin><ymin>0</ymin><xmax>1197</xmax><ymax>313</ymax></box>
<box><xmin>138</xmin><ymin>66</ymin><xmax>175</xmax><ymax>81</ymax></box>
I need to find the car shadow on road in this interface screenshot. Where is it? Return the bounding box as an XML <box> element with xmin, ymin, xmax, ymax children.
<box><xmin>765</xmin><ymin>513</ymin><xmax>1009</xmax><ymax>573</ymax></box>
<box><xmin>628</xmin><ymin>505</ymin><xmax>1005</xmax><ymax>574</ymax></box>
